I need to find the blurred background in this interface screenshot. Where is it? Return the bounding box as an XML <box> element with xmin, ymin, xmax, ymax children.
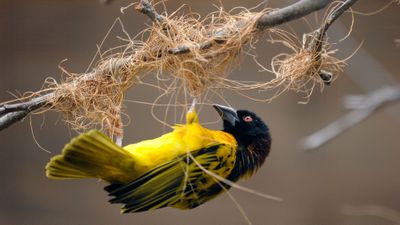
<box><xmin>1</xmin><ymin>1</ymin><xmax>399</xmax><ymax>225</ymax></box>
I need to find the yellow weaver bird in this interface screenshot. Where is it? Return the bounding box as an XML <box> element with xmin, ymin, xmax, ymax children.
<box><xmin>46</xmin><ymin>104</ymin><xmax>271</xmax><ymax>213</ymax></box>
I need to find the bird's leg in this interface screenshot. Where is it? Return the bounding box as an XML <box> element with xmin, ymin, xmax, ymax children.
<box><xmin>186</xmin><ymin>98</ymin><xmax>199</xmax><ymax>124</ymax></box>
<box><xmin>115</xmin><ymin>135</ymin><xmax>123</xmax><ymax>147</ymax></box>
<box><xmin>188</xmin><ymin>98</ymin><xmax>198</xmax><ymax>113</ymax></box>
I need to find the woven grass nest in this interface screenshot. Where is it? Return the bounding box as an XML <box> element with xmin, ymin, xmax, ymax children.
<box><xmin>12</xmin><ymin>1</ymin><xmax>348</xmax><ymax>139</ymax></box>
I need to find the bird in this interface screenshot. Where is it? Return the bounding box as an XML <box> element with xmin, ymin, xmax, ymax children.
<box><xmin>46</xmin><ymin>104</ymin><xmax>272</xmax><ymax>213</ymax></box>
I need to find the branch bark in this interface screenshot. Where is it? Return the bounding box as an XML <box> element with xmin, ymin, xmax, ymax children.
<box><xmin>0</xmin><ymin>93</ymin><xmax>53</xmax><ymax>131</ymax></box>
<box><xmin>257</xmin><ymin>0</ymin><xmax>332</xmax><ymax>29</ymax></box>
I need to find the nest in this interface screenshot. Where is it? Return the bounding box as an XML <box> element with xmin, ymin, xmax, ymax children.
<box><xmin>267</xmin><ymin>29</ymin><xmax>345</xmax><ymax>103</ymax></box>
<box><xmin>137</xmin><ymin>6</ymin><xmax>266</xmax><ymax>95</ymax></box>
<box><xmin>7</xmin><ymin>1</ymin><xmax>349</xmax><ymax>138</ymax></box>
<box><xmin>39</xmin><ymin>5</ymin><xmax>267</xmax><ymax>138</ymax></box>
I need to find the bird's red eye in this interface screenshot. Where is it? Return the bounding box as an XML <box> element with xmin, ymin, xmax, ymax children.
<box><xmin>243</xmin><ymin>116</ymin><xmax>253</xmax><ymax>122</ymax></box>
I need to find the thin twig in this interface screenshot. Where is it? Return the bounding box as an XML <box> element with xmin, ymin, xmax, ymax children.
<box><xmin>299</xmin><ymin>86</ymin><xmax>400</xmax><ymax>151</ymax></box>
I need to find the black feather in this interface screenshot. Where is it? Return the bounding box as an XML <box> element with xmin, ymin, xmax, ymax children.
<box><xmin>223</xmin><ymin>109</ymin><xmax>271</xmax><ymax>181</ymax></box>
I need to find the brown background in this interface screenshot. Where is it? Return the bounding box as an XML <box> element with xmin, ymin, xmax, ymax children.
<box><xmin>1</xmin><ymin>1</ymin><xmax>400</xmax><ymax>225</ymax></box>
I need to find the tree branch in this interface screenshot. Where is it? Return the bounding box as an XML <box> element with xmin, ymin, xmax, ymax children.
<box><xmin>0</xmin><ymin>93</ymin><xmax>53</xmax><ymax>131</ymax></box>
<box><xmin>309</xmin><ymin>0</ymin><xmax>358</xmax><ymax>84</ymax></box>
<box><xmin>257</xmin><ymin>0</ymin><xmax>332</xmax><ymax>29</ymax></box>
<box><xmin>299</xmin><ymin>86</ymin><xmax>400</xmax><ymax>151</ymax></box>
<box><xmin>0</xmin><ymin>0</ymin><xmax>348</xmax><ymax>131</ymax></box>
<box><xmin>166</xmin><ymin>0</ymin><xmax>338</xmax><ymax>55</ymax></box>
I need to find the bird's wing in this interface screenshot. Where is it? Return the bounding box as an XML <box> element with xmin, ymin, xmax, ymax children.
<box><xmin>105</xmin><ymin>143</ymin><xmax>236</xmax><ymax>213</ymax></box>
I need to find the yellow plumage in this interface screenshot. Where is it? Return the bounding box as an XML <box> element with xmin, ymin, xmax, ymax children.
<box><xmin>46</xmin><ymin>109</ymin><xmax>238</xmax><ymax>212</ymax></box>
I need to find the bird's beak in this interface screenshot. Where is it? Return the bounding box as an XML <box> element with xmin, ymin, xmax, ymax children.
<box><xmin>213</xmin><ymin>104</ymin><xmax>239</xmax><ymax>126</ymax></box>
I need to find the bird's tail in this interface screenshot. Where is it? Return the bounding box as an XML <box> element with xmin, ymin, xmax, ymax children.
<box><xmin>46</xmin><ymin>130</ymin><xmax>135</xmax><ymax>183</ymax></box>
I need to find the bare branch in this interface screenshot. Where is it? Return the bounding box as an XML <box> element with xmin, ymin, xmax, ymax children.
<box><xmin>257</xmin><ymin>0</ymin><xmax>333</xmax><ymax>29</ymax></box>
<box><xmin>0</xmin><ymin>111</ymin><xmax>29</xmax><ymax>131</ymax></box>
<box><xmin>299</xmin><ymin>86</ymin><xmax>400</xmax><ymax>151</ymax></box>
<box><xmin>0</xmin><ymin>93</ymin><xmax>53</xmax><ymax>116</ymax></box>
<box><xmin>0</xmin><ymin>93</ymin><xmax>53</xmax><ymax>131</ymax></box>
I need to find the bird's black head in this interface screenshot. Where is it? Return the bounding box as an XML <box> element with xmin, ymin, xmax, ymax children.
<box><xmin>213</xmin><ymin>104</ymin><xmax>271</xmax><ymax>180</ymax></box>
<box><xmin>213</xmin><ymin>104</ymin><xmax>270</xmax><ymax>145</ymax></box>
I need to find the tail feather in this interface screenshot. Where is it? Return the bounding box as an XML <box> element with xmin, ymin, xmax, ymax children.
<box><xmin>46</xmin><ymin>130</ymin><xmax>135</xmax><ymax>183</ymax></box>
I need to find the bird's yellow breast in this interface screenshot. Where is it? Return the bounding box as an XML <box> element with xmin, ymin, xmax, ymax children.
<box><xmin>123</xmin><ymin>118</ymin><xmax>237</xmax><ymax>178</ymax></box>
